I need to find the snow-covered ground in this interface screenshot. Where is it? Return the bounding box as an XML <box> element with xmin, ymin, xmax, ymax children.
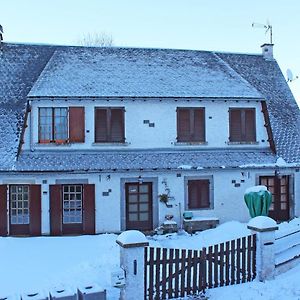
<box><xmin>0</xmin><ymin>219</ymin><xmax>299</xmax><ymax>299</ymax></box>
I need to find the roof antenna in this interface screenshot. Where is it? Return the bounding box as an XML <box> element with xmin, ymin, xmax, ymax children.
<box><xmin>286</xmin><ymin>69</ymin><xmax>299</xmax><ymax>83</ymax></box>
<box><xmin>0</xmin><ymin>25</ymin><xmax>3</xmax><ymax>43</ymax></box>
<box><xmin>252</xmin><ymin>20</ymin><xmax>273</xmax><ymax>44</ymax></box>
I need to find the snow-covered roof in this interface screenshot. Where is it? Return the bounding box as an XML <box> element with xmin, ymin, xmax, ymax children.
<box><xmin>0</xmin><ymin>43</ymin><xmax>299</xmax><ymax>171</ymax></box>
<box><xmin>15</xmin><ymin>149</ymin><xmax>277</xmax><ymax>172</ymax></box>
<box><xmin>28</xmin><ymin>47</ymin><xmax>262</xmax><ymax>99</ymax></box>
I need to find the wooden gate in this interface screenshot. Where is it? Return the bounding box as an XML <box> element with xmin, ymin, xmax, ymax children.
<box><xmin>144</xmin><ymin>234</ymin><xmax>256</xmax><ymax>300</ymax></box>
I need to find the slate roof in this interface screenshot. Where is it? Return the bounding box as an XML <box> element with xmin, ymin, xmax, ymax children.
<box><xmin>28</xmin><ymin>47</ymin><xmax>262</xmax><ymax>99</ymax></box>
<box><xmin>16</xmin><ymin>149</ymin><xmax>277</xmax><ymax>172</ymax></box>
<box><xmin>0</xmin><ymin>43</ymin><xmax>299</xmax><ymax>172</ymax></box>
<box><xmin>0</xmin><ymin>44</ymin><xmax>55</xmax><ymax>170</ymax></box>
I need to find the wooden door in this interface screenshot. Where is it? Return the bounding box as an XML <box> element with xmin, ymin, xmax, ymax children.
<box><xmin>125</xmin><ymin>182</ymin><xmax>153</xmax><ymax>231</ymax></box>
<box><xmin>259</xmin><ymin>176</ymin><xmax>290</xmax><ymax>221</ymax></box>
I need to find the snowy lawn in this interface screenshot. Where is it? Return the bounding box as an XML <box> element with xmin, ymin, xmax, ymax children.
<box><xmin>0</xmin><ymin>219</ymin><xmax>299</xmax><ymax>299</ymax></box>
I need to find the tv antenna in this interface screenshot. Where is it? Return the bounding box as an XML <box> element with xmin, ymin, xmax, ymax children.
<box><xmin>286</xmin><ymin>69</ymin><xmax>299</xmax><ymax>83</ymax></box>
<box><xmin>252</xmin><ymin>20</ymin><xmax>273</xmax><ymax>44</ymax></box>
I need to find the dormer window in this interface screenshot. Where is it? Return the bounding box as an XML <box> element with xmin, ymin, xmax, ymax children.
<box><xmin>229</xmin><ymin>108</ymin><xmax>256</xmax><ymax>142</ymax></box>
<box><xmin>38</xmin><ymin>107</ymin><xmax>85</xmax><ymax>144</ymax></box>
<box><xmin>177</xmin><ymin>108</ymin><xmax>205</xmax><ymax>142</ymax></box>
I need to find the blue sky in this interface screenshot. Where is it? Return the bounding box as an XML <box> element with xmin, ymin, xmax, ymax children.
<box><xmin>1</xmin><ymin>0</ymin><xmax>299</xmax><ymax>105</ymax></box>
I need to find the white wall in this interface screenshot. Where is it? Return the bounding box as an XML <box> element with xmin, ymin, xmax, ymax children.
<box><xmin>3</xmin><ymin>168</ymin><xmax>298</xmax><ymax>235</ymax></box>
<box><xmin>23</xmin><ymin>98</ymin><xmax>269</xmax><ymax>150</ymax></box>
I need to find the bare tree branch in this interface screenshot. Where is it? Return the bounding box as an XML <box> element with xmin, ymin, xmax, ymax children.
<box><xmin>77</xmin><ymin>32</ymin><xmax>114</xmax><ymax>47</ymax></box>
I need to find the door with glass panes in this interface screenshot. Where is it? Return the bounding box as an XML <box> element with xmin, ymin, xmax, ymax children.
<box><xmin>259</xmin><ymin>176</ymin><xmax>290</xmax><ymax>221</ymax></box>
<box><xmin>125</xmin><ymin>182</ymin><xmax>153</xmax><ymax>231</ymax></box>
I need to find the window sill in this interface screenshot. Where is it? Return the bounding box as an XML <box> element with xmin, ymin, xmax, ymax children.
<box><xmin>227</xmin><ymin>141</ymin><xmax>259</xmax><ymax>145</ymax></box>
<box><xmin>174</xmin><ymin>141</ymin><xmax>208</xmax><ymax>146</ymax></box>
<box><xmin>92</xmin><ymin>142</ymin><xmax>129</xmax><ymax>146</ymax></box>
<box><xmin>36</xmin><ymin>143</ymin><xmax>71</xmax><ymax>147</ymax></box>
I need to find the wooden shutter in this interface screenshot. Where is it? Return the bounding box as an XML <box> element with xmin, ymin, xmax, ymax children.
<box><xmin>50</xmin><ymin>185</ymin><xmax>62</xmax><ymax>236</ymax></box>
<box><xmin>188</xmin><ymin>180</ymin><xmax>210</xmax><ymax>209</ymax></box>
<box><xmin>69</xmin><ymin>107</ymin><xmax>85</xmax><ymax>143</ymax></box>
<box><xmin>29</xmin><ymin>185</ymin><xmax>41</xmax><ymax>236</ymax></box>
<box><xmin>0</xmin><ymin>185</ymin><xmax>7</xmax><ymax>236</ymax></box>
<box><xmin>111</xmin><ymin>109</ymin><xmax>125</xmax><ymax>142</ymax></box>
<box><xmin>177</xmin><ymin>109</ymin><xmax>190</xmax><ymax>142</ymax></box>
<box><xmin>245</xmin><ymin>109</ymin><xmax>256</xmax><ymax>142</ymax></box>
<box><xmin>83</xmin><ymin>184</ymin><xmax>95</xmax><ymax>234</ymax></box>
<box><xmin>229</xmin><ymin>109</ymin><xmax>242</xmax><ymax>141</ymax></box>
<box><xmin>194</xmin><ymin>109</ymin><xmax>205</xmax><ymax>141</ymax></box>
<box><xmin>95</xmin><ymin>109</ymin><xmax>108</xmax><ymax>142</ymax></box>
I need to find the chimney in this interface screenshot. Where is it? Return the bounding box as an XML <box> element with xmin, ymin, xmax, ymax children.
<box><xmin>261</xmin><ymin>43</ymin><xmax>274</xmax><ymax>60</ymax></box>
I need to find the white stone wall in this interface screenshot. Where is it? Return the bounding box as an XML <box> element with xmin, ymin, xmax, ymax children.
<box><xmin>23</xmin><ymin>98</ymin><xmax>269</xmax><ymax>150</ymax></box>
<box><xmin>4</xmin><ymin>168</ymin><xmax>297</xmax><ymax>235</ymax></box>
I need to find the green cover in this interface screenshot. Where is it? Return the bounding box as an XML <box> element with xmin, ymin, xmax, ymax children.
<box><xmin>244</xmin><ymin>190</ymin><xmax>272</xmax><ymax>218</ymax></box>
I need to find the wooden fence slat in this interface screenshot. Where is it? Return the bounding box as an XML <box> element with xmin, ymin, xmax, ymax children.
<box><xmin>192</xmin><ymin>250</ymin><xmax>198</xmax><ymax>294</ymax></box>
<box><xmin>186</xmin><ymin>249</ymin><xmax>192</xmax><ymax>295</ymax></box>
<box><xmin>149</xmin><ymin>247</ymin><xmax>155</xmax><ymax>300</ymax></box>
<box><xmin>236</xmin><ymin>238</ymin><xmax>241</xmax><ymax>284</ymax></box>
<box><xmin>168</xmin><ymin>248</ymin><xmax>174</xmax><ymax>298</ymax></box>
<box><xmin>155</xmin><ymin>247</ymin><xmax>161</xmax><ymax>300</ymax></box>
<box><xmin>241</xmin><ymin>237</ymin><xmax>246</xmax><ymax>283</ymax></box>
<box><xmin>207</xmin><ymin>246</ymin><xmax>213</xmax><ymax>289</ymax></box>
<box><xmin>230</xmin><ymin>240</ymin><xmax>235</xmax><ymax>285</ymax></box>
<box><xmin>180</xmin><ymin>249</ymin><xmax>186</xmax><ymax>298</ymax></box>
<box><xmin>219</xmin><ymin>243</ymin><xmax>224</xmax><ymax>286</ymax></box>
<box><xmin>201</xmin><ymin>248</ymin><xmax>207</xmax><ymax>291</ymax></box>
<box><xmin>161</xmin><ymin>248</ymin><xmax>167</xmax><ymax>299</ymax></box>
<box><xmin>174</xmin><ymin>248</ymin><xmax>180</xmax><ymax>298</ymax></box>
<box><xmin>253</xmin><ymin>234</ymin><xmax>257</xmax><ymax>280</ymax></box>
<box><xmin>225</xmin><ymin>241</ymin><xmax>230</xmax><ymax>286</ymax></box>
<box><xmin>213</xmin><ymin>244</ymin><xmax>218</xmax><ymax>288</ymax></box>
<box><xmin>144</xmin><ymin>247</ymin><xmax>148</xmax><ymax>300</ymax></box>
<box><xmin>247</xmin><ymin>235</ymin><xmax>251</xmax><ymax>282</ymax></box>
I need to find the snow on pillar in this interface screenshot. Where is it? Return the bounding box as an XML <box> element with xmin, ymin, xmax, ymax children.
<box><xmin>247</xmin><ymin>216</ymin><xmax>278</xmax><ymax>281</ymax></box>
<box><xmin>116</xmin><ymin>230</ymin><xmax>149</xmax><ymax>300</ymax></box>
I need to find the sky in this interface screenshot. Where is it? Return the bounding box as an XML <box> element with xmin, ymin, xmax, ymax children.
<box><xmin>1</xmin><ymin>0</ymin><xmax>300</xmax><ymax>106</ymax></box>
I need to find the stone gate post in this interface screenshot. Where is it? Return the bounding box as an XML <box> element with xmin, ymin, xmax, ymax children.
<box><xmin>116</xmin><ymin>230</ymin><xmax>149</xmax><ymax>300</ymax></box>
<box><xmin>247</xmin><ymin>216</ymin><xmax>278</xmax><ymax>281</ymax></box>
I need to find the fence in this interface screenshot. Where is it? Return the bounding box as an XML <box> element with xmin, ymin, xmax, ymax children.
<box><xmin>144</xmin><ymin>234</ymin><xmax>256</xmax><ymax>300</ymax></box>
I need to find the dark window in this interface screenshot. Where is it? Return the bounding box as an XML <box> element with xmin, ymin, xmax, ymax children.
<box><xmin>229</xmin><ymin>108</ymin><xmax>256</xmax><ymax>142</ymax></box>
<box><xmin>187</xmin><ymin>180</ymin><xmax>210</xmax><ymax>209</ymax></box>
<box><xmin>177</xmin><ymin>108</ymin><xmax>205</xmax><ymax>142</ymax></box>
<box><xmin>39</xmin><ymin>108</ymin><xmax>68</xmax><ymax>143</ymax></box>
<box><xmin>95</xmin><ymin>108</ymin><xmax>125</xmax><ymax>143</ymax></box>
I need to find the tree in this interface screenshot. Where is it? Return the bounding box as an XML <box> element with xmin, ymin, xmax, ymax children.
<box><xmin>77</xmin><ymin>32</ymin><xmax>114</xmax><ymax>47</ymax></box>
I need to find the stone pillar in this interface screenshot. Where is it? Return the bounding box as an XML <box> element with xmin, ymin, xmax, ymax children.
<box><xmin>116</xmin><ymin>230</ymin><xmax>149</xmax><ymax>300</ymax></box>
<box><xmin>247</xmin><ymin>216</ymin><xmax>278</xmax><ymax>281</ymax></box>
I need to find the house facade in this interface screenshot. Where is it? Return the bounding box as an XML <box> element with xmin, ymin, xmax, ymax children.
<box><xmin>0</xmin><ymin>43</ymin><xmax>299</xmax><ymax>236</ymax></box>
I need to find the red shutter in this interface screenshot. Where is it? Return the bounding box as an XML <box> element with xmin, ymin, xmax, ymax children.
<box><xmin>245</xmin><ymin>109</ymin><xmax>256</xmax><ymax>142</ymax></box>
<box><xmin>50</xmin><ymin>185</ymin><xmax>62</xmax><ymax>236</ymax></box>
<box><xmin>29</xmin><ymin>185</ymin><xmax>41</xmax><ymax>236</ymax></box>
<box><xmin>177</xmin><ymin>109</ymin><xmax>190</xmax><ymax>142</ymax></box>
<box><xmin>69</xmin><ymin>107</ymin><xmax>85</xmax><ymax>143</ymax></box>
<box><xmin>95</xmin><ymin>109</ymin><xmax>108</xmax><ymax>142</ymax></box>
<box><xmin>0</xmin><ymin>185</ymin><xmax>7</xmax><ymax>236</ymax></box>
<box><xmin>111</xmin><ymin>109</ymin><xmax>125</xmax><ymax>142</ymax></box>
<box><xmin>194</xmin><ymin>109</ymin><xmax>205</xmax><ymax>142</ymax></box>
<box><xmin>83</xmin><ymin>184</ymin><xmax>95</xmax><ymax>234</ymax></box>
<box><xmin>229</xmin><ymin>109</ymin><xmax>242</xmax><ymax>141</ymax></box>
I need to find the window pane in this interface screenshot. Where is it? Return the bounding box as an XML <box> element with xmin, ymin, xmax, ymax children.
<box><xmin>39</xmin><ymin>108</ymin><xmax>53</xmax><ymax>142</ymax></box>
<box><xmin>54</xmin><ymin>108</ymin><xmax>68</xmax><ymax>141</ymax></box>
<box><xmin>10</xmin><ymin>185</ymin><xmax>30</xmax><ymax>225</ymax></box>
<box><xmin>63</xmin><ymin>185</ymin><xmax>82</xmax><ymax>224</ymax></box>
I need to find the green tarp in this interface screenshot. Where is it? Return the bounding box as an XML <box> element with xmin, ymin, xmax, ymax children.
<box><xmin>244</xmin><ymin>189</ymin><xmax>272</xmax><ymax>218</ymax></box>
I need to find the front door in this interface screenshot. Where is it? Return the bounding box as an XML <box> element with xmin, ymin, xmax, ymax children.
<box><xmin>259</xmin><ymin>176</ymin><xmax>290</xmax><ymax>221</ymax></box>
<box><xmin>125</xmin><ymin>182</ymin><xmax>153</xmax><ymax>231</ymax></box>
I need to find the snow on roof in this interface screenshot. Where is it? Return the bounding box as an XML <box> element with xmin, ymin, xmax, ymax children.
<box><xmin>28</xmin><ymin>47</ymin><xmax>262</xmax><ymax>98</ymax></box>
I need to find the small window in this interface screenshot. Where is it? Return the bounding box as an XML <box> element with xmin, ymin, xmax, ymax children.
<box><xmin>10</xmin><ymin>185</ymin><xmax>30</xmax><ymax>224</ymax></box>
<box><xmin>177</xmin><ymin>108</ymin><xmax>205</xmax><ymax>142</ymax></box>
<box><xmin>63</xmin><ymin>185</ymin><xmax>83</xmax><ymax>224</ymax></box>
<box><xmin>39</xmin><ymin>108</ymin><xmax>68</xmax><ymax>143</ymax></box>
<box><xmin>187</xmin><ymin>179</ymin><xmax>210</xmax><ymax>209</ymax></box>
<box><xmin>95</xmin><ymin>108</ymin><xmax>125</xmax><ymax>143</ymax></box>
<box><xmin>229</xmin><ymin>108</ymin><xmax>256</xmax><ymax>142</ymax></box>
